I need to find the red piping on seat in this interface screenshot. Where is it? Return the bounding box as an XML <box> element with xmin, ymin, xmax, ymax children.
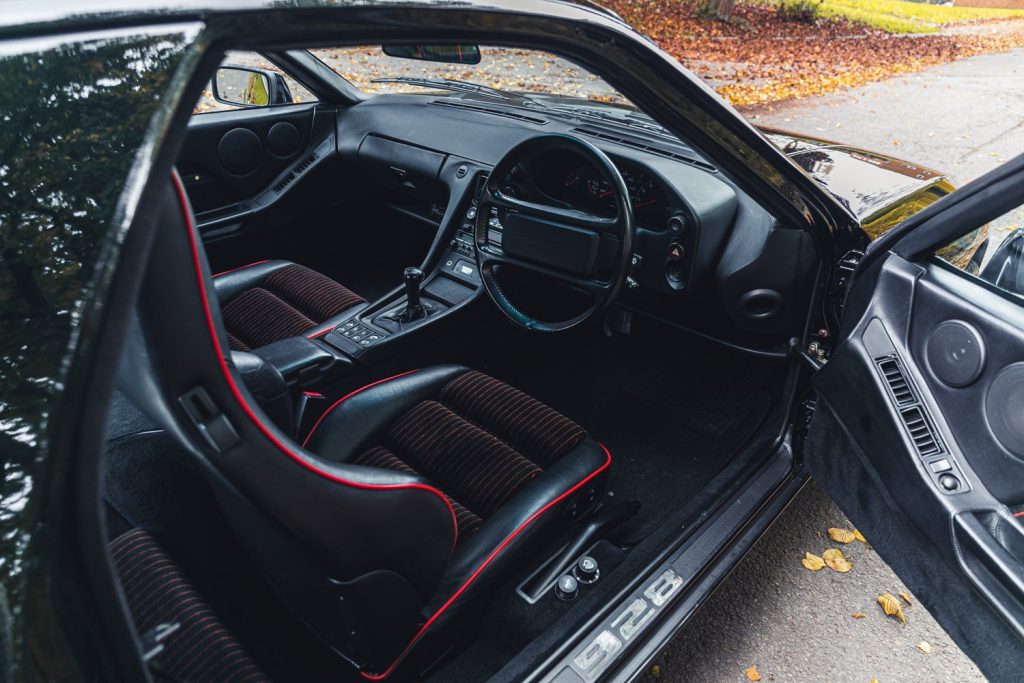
<box><xmin>301</xmin><ymin>369</ymin><xmax>421</xmax><ymax>448</ymax></box>
<box><xmin>171</xmin><ymin>172</ymin><xmax>459</xmax><ymax>549</ymax></box>
<box><xmin>212</xmin><ymin>259</ymin><xmax>271</xmax><ymax>278</ymax></box>
<box><xmin>360</xmin><ymin>443</ymin><xmax>612</xmax><ymax>681</ymax></box>
<box><xmin>306</xmin><ymin>326</ymin><xmax>333</xmax><ymax>340</ymax></box>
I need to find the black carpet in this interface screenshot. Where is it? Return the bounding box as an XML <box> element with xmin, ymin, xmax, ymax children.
<box><xmin>515</xmin><ymin>326</ymin><xmax>781</xmax><ymax>543</ymax></box>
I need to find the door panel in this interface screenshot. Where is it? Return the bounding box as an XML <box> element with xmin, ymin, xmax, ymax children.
<box><xmin>808</xmin><ymin>165</ymin><xmax>1024</xmax><ymax>680</ymax></box>
<box><xmin>178</xmin><ymin>103</ymin><xmax>317</xmax><ymax>217</ymax></box>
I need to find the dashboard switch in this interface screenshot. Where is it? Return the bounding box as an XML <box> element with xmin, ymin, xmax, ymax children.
<box><xmin>939</xmin><ymin>474</ymin><xmax>960</xmax><ymax>491</ymax></box>
<box><xmin>668</xmin><ymin>243</ymin><xmax>685</xmax><ymax>261</ymax></box>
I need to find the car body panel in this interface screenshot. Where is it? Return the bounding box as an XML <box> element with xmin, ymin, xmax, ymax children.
<box><xmin>0</xmin><ymin>2</ymin><xmax>999</xmax><ymax>681</ymax></box>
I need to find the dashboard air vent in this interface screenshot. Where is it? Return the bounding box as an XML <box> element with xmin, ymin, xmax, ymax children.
<box><xmin>877</xmin><ymin>358</ymin><xmax>914</xmax><ymax>405</ymax></box>
<box><xmin>899</xmin><ymin>406</ymin><xmax>941</xmax><ymax>456</ymax></box>
<box><xmin>430</xmin><ymin>100</ymin><xmax>548</xmax><ymax>125</ymax></box>
<box><xmin>272</xmin><ymin>150</ymin><xmax>319</xmax><ymax>194</ymax></box>
<box><xmin>570</xmin><ymin>127</ymin><xmax>717</xmax><ymax>172</ymax></box>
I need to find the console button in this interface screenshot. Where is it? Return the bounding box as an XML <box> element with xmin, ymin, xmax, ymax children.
<box><xmin>929</xmin><ymin>458</ymin><xmax>952</xmax><ymax>473</ymax></box>
<box><xmin>555</xmin><ymin>575</ymin><xmax>579</xmax><ymax>601</ymax></box>
<box><xmin>453</xmin><ymin>260</ymin><xmax>476</xmax><ymax>278</ymax></box>
<box><xmin>668</xmin><ymin>243</ymin><xmax>685</xmax><ymax>261</ymax></box>
<box><xmin>939</xmin><ymin>474</ymin><xmax>960</xmax><ymax>491</ymax></box>
<box><xmin>574</xmin><ymin>556</ymin><xmax>600</xmax><ymax>585</ymax></box>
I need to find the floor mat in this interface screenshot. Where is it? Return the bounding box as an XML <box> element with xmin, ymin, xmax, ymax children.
<box><xmin>514</xmin><ymin>328</ymin><xmax>781</xmax><ymax>543</ymax></box>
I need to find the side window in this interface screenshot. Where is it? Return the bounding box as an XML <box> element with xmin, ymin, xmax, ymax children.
<box><xmin>194</xmin><ymin>51</ymin><xmax>316</xmax><ymax>114</ymax></box>
<box><xmin>939</xmin><ymin>204</ymin><xmax>1024</xmax><ymax>299</ymax></box>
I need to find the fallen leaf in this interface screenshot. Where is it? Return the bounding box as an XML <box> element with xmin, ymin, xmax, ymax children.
<box><xmin>900</xmin><ymin>592</ymin><xmax>913</xmax><ymax>605</ymax></box>
<box><xmin>823</xmin><ymin>548</ymin><xmax>853</xmax><ymax>573</ymax></box>
<box><xmin>852</xmin><ymin>613</ymin><xmax>866</xmax><ymax>619</ymax></box>
<box><xmin>878</xmin><ymin>593</ymin><xmax>907</xmax><ymax>625</ymax></box>
<box><xmin>828</xmin><ymin>527</ymin><xmax>856</xmax><ymax>544</ymax></box>
<box><xmin>802</xmin><ymin>552</ymin><xmax>826</xmax><ymax>571</ymax></box>
<box><xmin>854</xmin><ymin>529</ymin><xmax>867</xmax><ymax>543</ymax></box>
<box><xmin>746</xmin><ymin>666</ymin><xmax>762</xmax><ymax>682</ymax></box>
<box><xmin>917</xmin><ymin>641</ymin><xmax>932</xmax><ymax>654</ymax></box>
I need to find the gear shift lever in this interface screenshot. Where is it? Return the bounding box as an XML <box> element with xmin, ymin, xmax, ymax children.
<box><xmin>399</xmin><ymin>266</ymin><xmax>425</xmax><ymax>321</ymax></box>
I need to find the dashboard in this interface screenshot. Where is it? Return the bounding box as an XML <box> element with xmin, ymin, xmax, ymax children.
<box><xmin>339</xmin><ymin>94</ymin><xmax>820</xmax><ymax>345</ymax></box>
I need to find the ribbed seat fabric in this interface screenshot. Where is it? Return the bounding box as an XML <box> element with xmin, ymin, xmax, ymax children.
<box><xmin>352</xmin><ymin>370</ymin><xmax>586</xmax><ymax>540</ymax></box>
<box><xmin>220</xmin><ymin>263</ymin><xmax>364</xmax><ymax>351</ymax></box>
<box><xmin>110</xmin><ymin>529</ymin><xmax>269</xmax><ymax>683</ymax></box>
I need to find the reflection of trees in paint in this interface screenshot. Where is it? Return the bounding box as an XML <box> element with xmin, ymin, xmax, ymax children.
<box><xmin>0</xmin><ymin>28</ymin><xmax>190</xmax><ymax>676</ymax></box>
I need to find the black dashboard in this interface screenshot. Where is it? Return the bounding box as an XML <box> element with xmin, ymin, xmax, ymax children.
<box><xmin>336</xmin><ymin>94</ymin><xmax>819</xmax><ymax>347</ymax></box>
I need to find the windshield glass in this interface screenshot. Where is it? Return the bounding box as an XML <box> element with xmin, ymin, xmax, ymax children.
<box><xmin>308</xmin><ymin>46</ymin><xmax>631</xmax><ymax>106</ymax></box>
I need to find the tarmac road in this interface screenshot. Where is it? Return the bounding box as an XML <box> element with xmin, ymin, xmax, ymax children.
<box><xmin>646</xmin><ymin>47</ymin><xmax>1024</xmax><ymax>683</ymax></box>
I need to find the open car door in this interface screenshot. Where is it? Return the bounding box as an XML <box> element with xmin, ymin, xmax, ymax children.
<box><xmin>806</xmin><ymin>154</ymin><xmax>1024</xmax><ymax>680</ymax></box>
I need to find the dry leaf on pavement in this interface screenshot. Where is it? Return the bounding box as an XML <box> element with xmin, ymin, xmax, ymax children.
<box><xmin>823</xmin><ymin>548</ymin><xmax>853</xmax><ymax>573</ymax></box>
<box><xmin>854</xmin><ymin>529</ymin><xmax>867</xmax><ymax>543</ymax></box>
<box><xmin>852</xmin><ymin>613</ymin><xmax>866</xmax><ymax>619</ymax></box>
<box><xmin>900</xmin><ymin>592</ymin><xmax>913</xmax><ymax>605</ymax></box>
<box><xmin>878</xmin><ymin>593</ymin><xmax>907</xmax><ymax>624</ymax></box>
<box><xmin>828</xmin><ymin>527</ymin><xmax>856</xmax><ymax>544</ymax></box>
<box><xmin>917</xmin><ymin>641</ymin><xmax>932</xmax><ymax>654</ymax></box>
<box><xmin>802</xmin><ymin>552</ymin><xmax>826</xmax><ymax>571</ymax></box>
<box><xmin>745</xmin><ymin>665</ymin><xmax>762</xmax><ymax>681</ymax></box>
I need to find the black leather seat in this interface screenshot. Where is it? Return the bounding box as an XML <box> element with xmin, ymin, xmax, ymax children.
<box><xmin>120</xmin><ymin>172</ymin><xmax>612</xmax><ymax>679</ymax></box>
<box><xmin>213</xmin><ymin>259</ymin><xmax>366</xmax><ymax>351</ymax></box>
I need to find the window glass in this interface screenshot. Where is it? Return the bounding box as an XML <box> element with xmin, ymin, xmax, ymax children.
<box><xmin>194</xmin><ymin>51</ymin><xmax>316</xmax><ymax>114</ymax></box>
<box><xmin>939</xmin><ymin>203</ymin><xmax>1024</xmax><ymax>299</ymax></box>
<box><xmin>307</xmin><ymin>45</ymin><xmax>629</xmax><ymax>105</ymax></box>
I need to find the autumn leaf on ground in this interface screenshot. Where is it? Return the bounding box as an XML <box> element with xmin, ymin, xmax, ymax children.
<box><xmin>745</xmin><ymin>665</ymin><xmax>762</xmax><ymax>682</ymax></box>
<box><xmin>823</xmin><ymin>548</ymin><xmax>853</xmax><ymax>572</ymax></box>
<box><xmin>828</xmin><ymin>527</ymin><xmax>856</xmax><ymax>544</ymax></box>
<box><xmin>852</xmin><ymin>613</ymin><xmax>866</xmax><ymax>619</ymax></box>
<box><xmin>917</xmin><ymin>641</ymin><xmax>932</xmax><ymax>654</ymax></box>
<box><xmin>854</xmin><ymin>529</ymin><xmax>867</xmax><ymax>543</ymax></box>
<box><xmin>900</xmin><ymin>591</ymin><xmax>913</xmax><ymax>605</ymax></box>
<box><xmin>802</xmin><ymin>552</ymin><xmax>826</xmax><ymax>571</ymax></box>
<box><xmin>878</xmin><ymin>593</ymin><xmax>907</xmax><ymax>624</ymax></box>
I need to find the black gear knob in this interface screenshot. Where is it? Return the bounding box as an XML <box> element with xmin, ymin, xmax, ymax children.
<box><xmin>403</xmin><ymin>266</ymin><xmax>424</xmax><ymax>311</ymax></box>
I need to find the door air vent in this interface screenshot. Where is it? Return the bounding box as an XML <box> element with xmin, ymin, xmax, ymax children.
<box><xmin>877</xmin><ymin>358</ymin><xmax>914</xmax><ymax>405</ymax></box>
<box><xmin>272</xmin><ymin>150</ymin><xmax>319</xmax><ymax>194</ymax></box>
<box><xmin>570</xmin><ymin>127</ymin><xmax>717</xmax><ymax>172</ymax></box>
<box><xmin>430</xmin><ymin>100</ymin><xmax>548</xmax><ymax>125</ymax></box>
<box><xmin>899</xmin><ymin>406</ymin><xmax>941</xmax><ymax>456</ymax></box>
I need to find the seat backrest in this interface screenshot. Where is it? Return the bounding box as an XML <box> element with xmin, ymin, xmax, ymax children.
<box><xmin>116</xmin><ymin>173</ymin><xmax>458</xmax><ymax>670</ymax></box>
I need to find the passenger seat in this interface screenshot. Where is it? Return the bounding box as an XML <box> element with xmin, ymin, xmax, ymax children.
<box><xmin>212</xmin><ymin>260</ymin><xmax>365</xmax><ymax>351</ymax></box>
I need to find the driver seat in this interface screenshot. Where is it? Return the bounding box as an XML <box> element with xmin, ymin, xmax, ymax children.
<box><xmin>118</xmin><ymin>172</ymin><xmax>611</xmax><ymax>680</ymax></box>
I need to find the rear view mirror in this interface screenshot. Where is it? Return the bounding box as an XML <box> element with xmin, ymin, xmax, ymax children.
<box><xmin>212</xmin><ymin>65</ymin><xmax>293</xmax><ymax>107</ymax></box>
<box><xmin>979</xmin><ymin>227</ymin><xmax>1024</xmax><ymax>297</ymax></box>
<box><xmin>381</xmin><ymin>44</ymin><xmax>482</xmax><ymax>64</ymax></box>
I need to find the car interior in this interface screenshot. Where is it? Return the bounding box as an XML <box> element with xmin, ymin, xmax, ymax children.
<box><xmin>102</xmin><ymin>44</ymin><xmax>820</xmax><ymax>682</ymax></box>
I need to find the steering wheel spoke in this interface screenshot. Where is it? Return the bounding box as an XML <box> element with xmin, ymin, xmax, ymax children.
<box><xmin>488</xmin><ymin>188</ymin><xmax>618</xmax><ymax>232</ymax></box>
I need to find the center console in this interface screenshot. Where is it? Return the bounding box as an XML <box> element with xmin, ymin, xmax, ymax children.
<box><xmin>314</xmin><ymin>168</ymin><xmax>489</xmax><ymax>361</ymax></box>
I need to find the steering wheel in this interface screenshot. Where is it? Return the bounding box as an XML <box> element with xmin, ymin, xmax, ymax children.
<box><xmin>475</xmin><ymin>134</ymin><xmax>634</xmax><ymax>332</ymax></box>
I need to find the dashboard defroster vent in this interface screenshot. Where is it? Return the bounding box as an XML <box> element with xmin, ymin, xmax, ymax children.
<box><xmin>430</xmin><ymin>100</ymin><xmax>548</xmax><ymax>125</ymax></box>
<box><xmin>899</xmin><ymin>406</ymin><xmax>941</xmax><ymax>456</ymax></box>
<box><xmin>570</xmin><ymin>127</ymin><xmax>717</xmax><ymax>172</ymax></box>
<box><xmin>877</xmin><ymin>358</ymin><xmax>914</xmax><ymax>405</ymax></box>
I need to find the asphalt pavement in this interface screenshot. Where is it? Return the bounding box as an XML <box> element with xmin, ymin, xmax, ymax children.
<box><xmin>646</xmin><ymin>47</ymin><xmax>1024</xmax><ymax>683</ymax></box>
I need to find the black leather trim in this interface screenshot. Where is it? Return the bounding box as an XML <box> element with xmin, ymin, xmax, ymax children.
<box><xmin>303</xmin><ymin>365</ymin><xmax>468</xmax><ymax>462</ymax></box>
<box><xmin>212</xmin><ymin>259</ymin><xmax>293</xmax><ymax>302</ymax></box>
<box><xmin>229</xmin><ymin>350</ymin><xmax>294</xmax><ymax>435</ymax></box>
